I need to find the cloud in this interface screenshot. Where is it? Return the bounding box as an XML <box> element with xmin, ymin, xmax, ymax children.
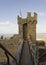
<box><xmin>35</xmin><ymin>11</ymin><xmax>45</xmax><ymax>16</ymax></box>
<box><xmin>0</xmin><ymin>21</ymin><xmax>10</xmax><ymax>26</ymax></box>
<box><xmin>36</xmin><ymin>23</ymin><xmax>46</xmax><ymax>33</ymax></box>
<box><xmin>0</xmin><ymin>21</ymin><xmax>16</xmax><ymax>26</ymax></box>
<box><xmin>38</xmin><ymin>12</ymin><xmax>45</xmax><ymax>16</ymax></box>
<box><xmin>0</xmin><ymin>21</ymin><xmax>18</xmax><ymax>34</ymax></box>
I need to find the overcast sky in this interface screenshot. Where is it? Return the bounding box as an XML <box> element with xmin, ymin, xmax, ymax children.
<box><xmin>0</xmin><ymin>0</ymin><xmax>46</xmax><ymax>34</ymax></box>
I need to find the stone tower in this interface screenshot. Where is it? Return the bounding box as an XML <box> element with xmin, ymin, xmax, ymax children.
<box><xmin>18</xmin><ymin>12</ymin><xmax>37</xmax><ymax>43</ymax></box>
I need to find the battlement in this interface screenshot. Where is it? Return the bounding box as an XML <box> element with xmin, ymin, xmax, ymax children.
<box><xmin>18</xmin><ymin>12</ymin><xmax>37</xmax><ymax>25</ymax></box>
<box><xmin>18</xmin><ymin>12</ymin><xmax>37</xmax><ymax>20</ymax></box>
<box><xmin>27</xmin><ymin>12</ymin><xmax>37</xmax><ymax>19</ymax></box>
<box><xmin>27</xmin><ymin>12</ymin><xmax>31</xmax><ymax>18</ymax></box>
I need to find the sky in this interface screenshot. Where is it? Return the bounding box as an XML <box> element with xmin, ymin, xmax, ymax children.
<box><xmin>0</xmin><ymin>0</ymin><xmax>46</xmax><ymax>35</ymax></box>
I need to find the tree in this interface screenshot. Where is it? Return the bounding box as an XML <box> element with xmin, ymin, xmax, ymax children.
<box><xmin>1</xmin><ymin>35</ymin><xmax>3</xmax><ymax>39</ymax></box>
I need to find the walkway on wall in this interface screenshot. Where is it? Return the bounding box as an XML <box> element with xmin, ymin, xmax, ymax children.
<box><xmin>19</xmin><ymin>41</ymin><xmax>33</xmax><ymax>65</ymax></box>
<box><xmin>0</xmin><ymin>40</ymin><xmax>33</xmax><ymax>65</ymax></box>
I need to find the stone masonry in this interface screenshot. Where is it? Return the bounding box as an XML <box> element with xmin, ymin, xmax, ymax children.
<box><xmin>18</xmin><ymin>12</ymin><xmax>37</xmax><ymax>43</ymax></box>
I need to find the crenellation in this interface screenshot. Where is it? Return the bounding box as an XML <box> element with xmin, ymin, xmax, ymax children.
<box><xmin>18</xmin><ymin>15</ymin><xmax>22</xmax><ymax>24</ymax></box>
<box><xmin>27</xmin><ymin>12</ymin><xmax>31</xmax><ymax>18</ymax></box>
<box><xmin>34</xmin><ymin>12</ymin><xmax>37</xmax><ymax>20</ymax></box>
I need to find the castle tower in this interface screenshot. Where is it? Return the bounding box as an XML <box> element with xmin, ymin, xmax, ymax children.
<box><xmin>18</xmin><ymin>12</ymin><xmax>37</xmax><ymax>43</ymax></box>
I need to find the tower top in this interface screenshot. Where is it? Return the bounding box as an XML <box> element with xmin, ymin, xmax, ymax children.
<box><xmin>18</xmin><ymin>12</ymin><xmax>37</xmax><ymax>24</ymax></box>
<box><xmin>18</xmin><ymin>12</ymin><xmax>37</xmax><ymax>19</ymax></box>
<box><xmin>27</xmin><ymin>12</ymin><xmax>37</xmax><ymax>18</ymax></box>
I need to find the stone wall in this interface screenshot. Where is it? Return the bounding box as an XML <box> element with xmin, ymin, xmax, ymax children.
<box><xmin>18</xmin><ymin>12</ymin><xmax>37</xmax><ymax>43</ymax></box>
<box><xmin>0</xmin><ymin>34</ymin><xmax>21</xmax><ymax>62</ymax></box>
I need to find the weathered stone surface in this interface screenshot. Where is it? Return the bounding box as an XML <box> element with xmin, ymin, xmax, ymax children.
<box><xmin>18</xmin><ymin>12</ymin><xmax>37</xmax><ymax>43</ymax></box>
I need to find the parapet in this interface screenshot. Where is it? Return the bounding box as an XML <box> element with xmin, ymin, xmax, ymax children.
<box><xmin>34</xmin><ymin>12</ymin><xmax>37</xmax><ymax>19</ymax></box>
<box><xmin>17</xmin><ymin>15</ymin><xmax>22</xmax><ymax>24</ymax></box>
<box><xmin>17</xmin><ymin>12</ymin><xmax>37</xmax><ymax>24</ymax></box>
<box><xmin>18</xmin><ymin>12</ymin><xmax>37</xmax><ymax>19</ymax></box>
<box><xmin>27</xmin><ymin>12</ymin><xmax>31</xmax><ymax>18</ymax></box>
<box><xmin>17</xmin><ymin>15</ymin><xmax>22</xmax><ymax>20</ymax></box>
<box><xmin>27</xmin><ymin>12</ymin><xmax>37</xmax><ymax>18</ymax></box>
<box><xmin>27</xmin><ymin>12</ymin><xmax>37</xmax><ymax>22</ymax></box>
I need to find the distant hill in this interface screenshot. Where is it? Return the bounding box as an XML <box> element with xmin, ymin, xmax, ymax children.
<box><xmin>36</xmin><ymin>33</ymin><xmax>46</xmax><ymax>42</ymax></box>
<box><xmin>0</xmin><ymin>34</ymin><xmax>14</xmax><ymax>39</ymax></box>
<box><xmin>37</xmin><ymin>33</ymin><xmax>46</xmax><ymax>36</ymax></box>
<box><xmin>0</xmin><ymin>33</ymin><xmax>46</xmax><ymax>42</ymax></box>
